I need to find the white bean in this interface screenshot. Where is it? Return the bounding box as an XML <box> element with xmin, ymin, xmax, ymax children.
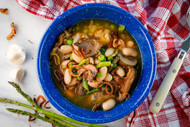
<box><xmin>126</xmin><ymin>40</ymin><xmax>134</xmax><ymax>48</ymax></box>
<box><xmin>89</xmin><ymin>57</ymin><xmax>94</xmax><ymax>64</ymax></box>
<box><xmin>122</xmin><ymin>47</ymin><xmax>137</xmax><ymax>57</ymax></box>
<box><xmin>61</xmin><ymin>60</ymin><xmax>71</xmax><ymax>69</ymax></box>
<box><xmin>102</xmin><ymin>98</ymin><xmax>116</xmax><ymax>111</ymax></box>
<box><xmin>104</xmin><ymin>73</ymin><xmax>112</xmax><ymax>82</ymax></box>
<box><xmin>6</xmin><ymin>44</ymin><xmax>26</xmax><ymax>65</ymax></box>
<box><xmin>64</xmin><ymin>69</ymin><xmax>72</xmax><ymax>84</ymax></box>
<box><xmin>10</xmin><ymin>68</ymin><xmax>25</xmax><ymax>83</ymax></box>
<box><xmin>116</xmin><ymin>66</ymin><xmax>125</xmax><ymax>77</ymax></box>
<box><xmin>72</xmin><ymin>52</ymin><xmax>84</xmax><ymax>63</ymax></box>
<box><xmin>105</xmin><ymin>48</ymin><xmax>114</xmax><ymax>57</ymax></box>
<box><xmin>96</xmin><ymin>67</ymin><xmax>108</xmax><ymax>81</ymax></box>
<box><xmin>59</xmin><ymin>45</ymin><xmax>72</xmax><ymax>54</ymax></box>
<box><xmin>95</xmin><ymin>58</ymin><xmax>100</xmax><ymax>64</ymax></box>
<box><xmin>73</xmin><ymin>33</ymin><xmax>81</xmax><ymax>44</ymax></box>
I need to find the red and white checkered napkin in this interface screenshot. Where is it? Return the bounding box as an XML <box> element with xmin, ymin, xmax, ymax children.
<box><xmin>16</xmin><ymin>0</ymin><xmax>190</xmax><ymax>126</ymax></box>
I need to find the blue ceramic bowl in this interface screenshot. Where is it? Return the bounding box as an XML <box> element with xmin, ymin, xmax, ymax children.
<box><xmin>37</xmin><ymin>3</ymin><xmax>157</xmax><ymax>123</ymax></box>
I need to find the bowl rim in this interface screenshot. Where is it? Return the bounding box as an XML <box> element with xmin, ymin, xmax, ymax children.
<box><xmin>37</xmin><ymin>3</ymin><xmax>157</xmax><ymax>123</ymax></box>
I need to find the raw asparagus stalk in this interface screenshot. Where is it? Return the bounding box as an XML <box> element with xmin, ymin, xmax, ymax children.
<box><xmin>0</xmin><ymin>98</ymin><xmax>76</xmax><ymax>127</ymax></box>
<box><xmin>6</xmin><ymin>108</ymin><xmax>66</xmax><ymax>127</ymax></box>
<box><xmin>6</xmin><ymin>82</ymin><xmax>103</xmax><ymax>127</ymax></box>
<box><xmin>8</xmin><ymin>81</ymin><xmax>39</xmax><ymax>108</ymax></box>
<box><xmin>4</xmin><ymin>81</ymin><xmax>88</xmax><ymax>126</ymax></box>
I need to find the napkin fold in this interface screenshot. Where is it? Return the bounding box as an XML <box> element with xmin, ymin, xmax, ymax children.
<box><xmin>16</xmin><ymin>0</ymin><xmax>190</xmax><ymax>126</ymax></box>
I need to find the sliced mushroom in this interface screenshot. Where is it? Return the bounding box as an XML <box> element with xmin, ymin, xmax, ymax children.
<box><xmin>82</xmin><ymin>64</ymin><xmax>98</xmax><ymax>81</ymax></box>
<box><xmin>113</xmin><ymin>66</ymin><xmax>136</xmax><ymax>101</ymax></box>
<box><xmin>88</xmin><ymin>80</ymin><xmax>100</xmax><ymax>88</ymax></box>
<box><xmin>94</xmin><ymin>28</ymin><xmax>110</xmax><ymax>38</ymax></box>
<box><xmin>10</xmin><ymin>68</ymin><xmax>25</xmax><ymax>83</ymax></box>
<box><xmin>59</xmin><ymin>53</ymin><xmax>71</xmax><ymax>61</ymax></box>
<box><xmin>61</xmin><ymin>60</ymin><xmax>71</xmax><ymax>69</ymax></box>
<box><xmin>96</xmin><ymin>67</ymin><xmax>108</xmax><ymax>81</ymax></box>
<box><xmin>75</xmin><ymin>82</ymin><xmax>87</xmax><ymax>96</ymax></box>
<box><xmin>118</xmin><ymin>53</ymin><xmax>137</xmax><ymax>66</ymax></box>
<box><xmin>73</xmin><ymin>33</ymin><xmax>81</xmax><ymax>44</ymax></box>
<box><xmin>102</xmin><ymin>98</ymin><xmax>116</xmax><ymax>111</ymax></box>
<box><xmin>92</xmin><ymin>103</ymin><xmax>102</xmax><ymax>112</ymax></box>
<box><xmin>113</xmin><ymin>39</ymin><xmax>125</xmax><ymax>49</ymax></box>
<box><xmin>72</xmin><ymin>52</ymin><xmax>84</xmax><ymax>63</ymax></box>
<box><xmin>73</xmin><ymin>32</ymin><xmax>88</xmax><ymax>44</ymax></box>
<box><xmin>6</xmin><ymin>44</ymin><xmax>26</xmax><ymax>65</ymax></box>
<box><xmin>67</xmin><ymin>78</ymin><xmax>78</xmax><ymax>87</ymax></box>
<box><xmin>75</xmin><ymin>38</ymin><xmax>102</xmax><ymax>58</ymax></box>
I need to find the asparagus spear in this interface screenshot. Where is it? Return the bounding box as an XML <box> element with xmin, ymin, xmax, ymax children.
<box><xmin>6</xmin><ymin>108</ymin><xmax>66</xmax><ymax>127</ymax></box>
<box><xmin>0</xmin><ymin>98</ymin><xmax>82</xmax><ymax>127</ymax></box>
<box><xmin>3</xmin><ymin>82</ymin><xmax>103</xmax><ymax>127</ymax></box>
<box><xmin>7</xmin><ymin>82</ymin><xmax>89</xmax><ymax>126</ymax></box>
<box><xmin>8</xmin><ymin>81</ymin><xmax>39</xmax><ymax>108</ymax></box>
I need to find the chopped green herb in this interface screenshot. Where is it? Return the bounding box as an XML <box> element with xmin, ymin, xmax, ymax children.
<box><xmin>100</xmin><ymin>48</ymin><xmax>105</xmax><ymax>55</ymax></box>
<box><xmin>113</xmin><ymin>63</ymin><xmax>117</xmax><ymax>68</ymax></box>
<box><xmin>77</xmin><ymin>77</ymin><xmax>81</xmax><ymax>80</ymax></box>
<box><xmin>110</xmin><ymin>24</ymin><xmax>116</xmax><ymax>30</ymax></box>
<box><xmin>119</xmin><ymin>25</ymin><xmax>125</xmax><ymax>32</ymax></box>
<box><xmin>86</xmin><ymin>89</ymin><xmax>98</xmax><ymax>95</ymax></box>
<box><xmin>78</xmin><ymin>59</ymin><xmax>88</xmax><ymax>66</ymax></box>
<box><xmin>82</xmin><ymin>80</ymin><xmax>89</xmax><ymax>91</ymax></box>
<box><xmin>107</xmin><ymin>56</ymin><xmax>114</xmax><ymax>61</ymax></box>
<box><xmin>69</xmin><ymin>64</ymin><xmax>73</xmax><ymax>68</ymax></box>
<box><xmin>70</xmin><ymin>56</ymin><xmax>74</xmax><ymax>60</ymax></box>
<box><xmin>98</xmin><ymin>54</ymin><xmax>106</xmax><ymax>61</ymax></box>
<box><xmin>96</xmin><ymin>61</ymin><xmax>112</xmax><ymax>68</ymax></box>
<box><xmin>66</xmin><ymin>39</ymin><xmax>73</xmax><ymax>45</ymax></box>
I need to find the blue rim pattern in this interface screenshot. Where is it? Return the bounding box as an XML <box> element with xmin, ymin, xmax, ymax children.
<box><xmin>37</xmin><ymin>3</ymin><xmax>157</xmax><ymax>123</ymax></box>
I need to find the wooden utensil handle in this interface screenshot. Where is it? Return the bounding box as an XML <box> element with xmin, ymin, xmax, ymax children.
<box><xmin>149</xmin><ymin>51</ymin><xmax>185</xmax><ymax>113</ymax></box>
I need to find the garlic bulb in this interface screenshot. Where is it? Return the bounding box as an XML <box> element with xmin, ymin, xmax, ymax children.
<box><xmin>10</xmin><ymin>68</ymin><xmax>25</xmax><ymax>83</ymax></box>
<box><xmin>6</xmin><ymin>44</ymin><xmax>26</xmax><ymax>65</ymax></box>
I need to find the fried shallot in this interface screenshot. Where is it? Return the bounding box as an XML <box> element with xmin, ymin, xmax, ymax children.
<box><xmin>7</xmin><ymin>22</ymin><xmax>16</xmax><ymax>40</ymax></box>
<box><xmin>0</xmin><ymin>8</ymin><xmax>8</xmax><ymax>15</ymax></box>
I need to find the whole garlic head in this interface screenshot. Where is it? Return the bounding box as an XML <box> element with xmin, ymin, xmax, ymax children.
<box><xmin>10</xmin><ymin>68</ymin><xmax>25</xmax><ymax>83</ymax></box>
<box><xmin>6</xmin><ymin>44</ymin><xmax>26</xmax><ymax>65</ymax></box>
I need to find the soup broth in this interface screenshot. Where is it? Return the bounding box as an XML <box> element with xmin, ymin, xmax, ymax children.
<box><xmin>50</xmin><ymin>19</ymin><xmax>142</xmax><ymax>111</ymax></box>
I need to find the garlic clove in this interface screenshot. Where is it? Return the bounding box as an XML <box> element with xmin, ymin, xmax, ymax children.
<box><xmin>10</xmin><ymin>68</ymin><xmax>25</xmax><ymax>83</ymax></box>
<box><xmin>6</xmin><ymin>44</ymin><xmax>26</xmax><ymax>65</ymax></box>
